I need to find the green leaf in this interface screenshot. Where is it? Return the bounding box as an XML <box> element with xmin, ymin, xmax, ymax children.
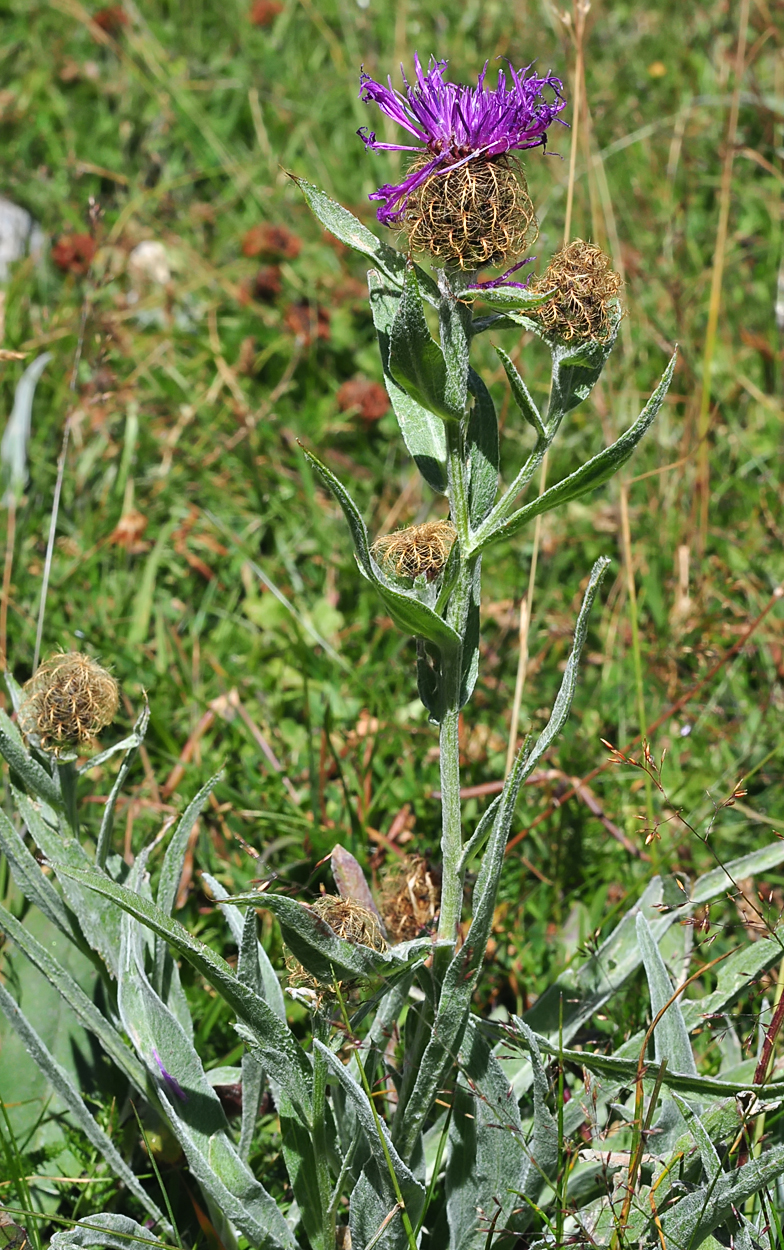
<box><xmin>473</xmin><ymin>351</ymin><xmax>676</xmax><ymax>554</ymax></box>
<box><xmin>504</xmin><ymin>303</ymin><xmax>622</xmax><ymax>418</ymax></box>
<box><xmin>494</xmin><ymin>345</ymin><xmax>545</xmax><ymax>438</ymax></box>
<box><xmin>681</xmin><ymin>937</ymin><xmax>783</xmax><ymax>1030</ymax></box>
<box><xmin>660</xmin><ymin>1145</ymin><xmax>784</xmax><ymax>1247</ymax></box>
<box><xmin>465</xmin><ymin>369</ymin><xmax>499</xmax><ymax>528</ymax></box>
<box><xmin>438</xmin><ymin>283</ymin><xmax>471</xmax><ymax>422</ymax></box>
<box><xmin>50</xmin><ymin>1214</ymin><xmax>167</xmax><ymax>1250</ymax></box>
<box><xmin>512</xmin><ymin>1021</ymin><xmax>559</xmax><ymax>1203</ymax></box>
<box><xmin>0</xmin><ymin>806</ymin><xmax>78</xmax><ymax>944</ymax></box>
<box><xmin>637</xmin><ymin>912</ymin><xmax>697</xmax><ymax>1077</ymax></box>
<box><xmin>202</xmin><ymin>873</ymin><xmax>286</xmax><ymax>1021</ymax></box>
<box><xmin>94</xmin><ymin>703</ymin><xmax>149</xmax><ymax>869</ymax></box>
<box><xmin>691</xmin><ymin>841</ymin><xmax>784</xmax><ymax>903</ymax></box>
<box><xmin>389</xmin><ymin>264</ymin><xmax>462</xmax><ymax>423</ymax></box>
<box><xmin>292</xmin><ymin>175</ymin><xmax>438</xmax><ymax>303</ymax></box>
<box><xmin>0</xmin><ymin>980</ymin><xmax>167</xmax><ymax>1228</ymax></box>
<box><xmin>1</xmin><ymin>352</ymin><xmax>52</xmax><ymax>505</ymax></box>
<box><xmin>0</xmin><ymin>899</ymin><xmax>147</xmax><ymax>1094</ymax></box>
<box><xmin>302</xmin><ymin>446</ymin><xmax>461</xmax><ymax>651</ymax></box>
<box><xmin>462</xmin><ymin>284</ymin><xmax>557</xmax><ymax>311</ymax></box>
<box><xmin>367</xmin><ymin>271</ymin><xmax>447</xmax><ymax>494</ymax></box>
<box><xmin>237</xmin><ymin>908</ymin><xmax>265</xmax><ymax>1165</ymax></box>
<box><xmin>0</xmin><ymin>710</ymin><xmax>63</xmax><ymax>810</ymax></box>
<box><xmin>56</xmin><ymin>864</ymin><xmax>313</xmax><ymax>1129</ymax></box>
<box><xmin>446</xmin><ymin>1018</ymin><xmax>529</xmax><ymax>1250</ymax></box>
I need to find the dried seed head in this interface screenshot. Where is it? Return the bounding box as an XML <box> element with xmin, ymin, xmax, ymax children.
<box><xmin>371</xmin><ymin>520</ymin><xmax>456</xmax><ymax>582</ymax></box>
<box><xmin>380</xmin><ymin>857</ymin><xmax>441</xmax><ymax>944</ymax></box>
<box><xmin>402</xmin><ymin>154</ymin><xmax>538</xmax><ymax>271</ymax></box>
<box><xmin>529</xmin><ymin>239</ymin><xmax>622</xmax><ymax>342</ymax></box>
<box><xmin>287</xmin><ymin>895</ymin><xmax>387</xmax><ymax>995</ymax></box>
<box><xmin>18</xmin><ymin>652</ymin><xmax>119</xmax><ymax>756</ymax></box>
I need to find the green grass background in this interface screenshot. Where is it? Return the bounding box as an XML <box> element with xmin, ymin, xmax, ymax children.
<box><xmin>0</xmin><ymin>0</ymin><xmax>783</xmax><ymax>1232</ymax></box>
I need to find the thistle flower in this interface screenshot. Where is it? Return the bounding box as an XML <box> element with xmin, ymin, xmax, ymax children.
<box><xmin>287</xmin><ymin>896</ymin><xmax>387</xmax><ymax>993</ymax></box>
<box><xmin>358</xmin><ymin>55</ymin><xmax>565</xmax><ymax>269</ymax></box>
<box><xmin>371</xmin><ymin>520</ymin><xmax>456</xmax><ymax>582</ymax></box>
<box><xmin>529</xmin><ymin>239</ymin><xmax>622</xmax><ymax>342</ymax></box>
<box><xmin>18</xmin><ymin>652</ymin><xmax>119</xmax><ymax>755</ymax></box>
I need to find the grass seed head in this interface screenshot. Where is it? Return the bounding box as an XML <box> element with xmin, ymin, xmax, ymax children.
<box><xmin>530</xmin><ymin>239</ymin><xmax>622</xmax><ymax>342</ymax></box>
<box><xmin>402</xmin><ymin>154</ymin><xmax>537</xmax><ymax>271</ymax></box>
<box><xmin>18</xmin><ymin>652</ymin><xmax>119</xmax><ymax>755</ymax></box>
<box><xmin>380</xmin><ymin>856</ymin><xmax>441</xmax><ymax>944</ymax></box>
<box><xmin>371</xmin><ymin>520</ymin><xmax>456</xmax><ymax>582</ymax></box>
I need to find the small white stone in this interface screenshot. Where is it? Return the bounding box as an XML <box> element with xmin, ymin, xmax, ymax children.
<box><xmin>128</xmin><ymin>239</ymin><xmax>171</xmax><ymax>287</ymax></box>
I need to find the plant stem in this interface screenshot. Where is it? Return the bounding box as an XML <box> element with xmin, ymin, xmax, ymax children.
<box><xmin>57</xmin><ymin>760</ymin><xmax>80</xmax><ymax>838</ymax></box>
<box><xmin>312</xmin><ymin>1008</ymin><xmax>336</xmax><ymax>1250</ymax></box>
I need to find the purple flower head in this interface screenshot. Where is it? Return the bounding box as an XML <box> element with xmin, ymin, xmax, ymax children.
<box><xmin>358</xmin><ymin>55</ymin><xmax>565</xmax><ymax>226</ymax></box>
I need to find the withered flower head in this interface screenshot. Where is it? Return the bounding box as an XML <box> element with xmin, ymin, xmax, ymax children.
<box><xmin>358</xmin><ymin>55</ymin><xmax>565</xmax><ymax>269</ymax></box>
<box><xmin>529</xmin><ymin>239</ymin><xmax>622</xmax><ymax>342</ymax></box>
<box><xmin>371</xmin><ymin>520</ymin><xmax>456</xmax><ymax>582</ymax></box>
<box><xmin>380</xmin><ymin>856</ymin><xmax>441</xmax><ymax>944</ymax></box>
<box><xmin>18</xmin><ymin>652</ymin><xmax>119</xmax><ymax>755</ymax></box>
<box><xmin>287</xmin><ymin>895</ymin><xmax>387</xmax><ymax>994</ymax></box>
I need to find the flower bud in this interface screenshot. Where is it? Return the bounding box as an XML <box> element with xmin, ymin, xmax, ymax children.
<box><xmin>371</xmin><ymin>520</ymin><xmax>456</xmax><ymax>582</ymax></box>
<box><xmin>18</xmin><ymin>652</ymin><xmax>119</xmax><ymax>756</ymax></box>
<box><xmin>530</xmin><ymin>239</ymin><xmax>622</xmax><ymax>342</ymax></box>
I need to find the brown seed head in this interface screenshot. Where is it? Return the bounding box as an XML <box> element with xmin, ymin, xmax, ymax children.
<box><xmin>287</xmin><ymin>895</ymin><xmax>387</xmax><ymax>995</ymax></box>
<box><xmin>380</xmin><ymin>856</ymin><xmax>441</xmax><ymax>944</ymax></box>
<box><xmin>18</xmin><ymin>652</ymin><xmax>119</xmax><ymax>755</ymax></box>
<box><xmin>402</xmin><ymin>154</ymin><xmax>537</xmax><ymax>271</ymax></box>
<box><xmin>529</xmin><ymin>239</ymin><xmax>622</xmax><ymax>342</ymax></box>
<box><xmin>371</xmin><ymin>520</ymin><xmax>456</xmax><ymax>582</ymax></box>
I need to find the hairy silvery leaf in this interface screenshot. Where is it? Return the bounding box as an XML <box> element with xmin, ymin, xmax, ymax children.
<box><xmin>657</xmin><ymin>1144</ymin><xmax>784</xmax><ymax>1247</ymax></box>
<box><xmin>681</xmin><ymin>936</ymin><xmax>783</xmax><ymax>1031</ymax></box>
<box><xmin>503</xmin><ymin>303</ymin><xmax>622</xmax><ymax>419</ymax></box>
<box><xmin>50</xmin><ymin>1214</ymin><xmax>165</xmax><ymax>1250</ymax></box>
<box><xmin>0</xmin><ymin>708</ymin><xmax>63</xmax><ymax>809</ymax></box>
<box><xmin>58</xmin><ymin>863</ymin><xmax>314</xmax><ymax>1129</ymax></box>
<box><xmin>513</xmin><ymin>1021</ymin><xmax>559</xmax><ymax>1205</ymax></box>
<box><xmin>0</xmin><ymin>898</ymin><xmax>147</xmax><ymax>1093</ymax></box>
<box><xmin>1</xmin><ymin>351</ymin><xmax>51</xmax><ymax>505</ymax></box>
<box><xmin>117</xmin><ymin>862</ymin><xmax>298</xmax><ymax>1250</ymax></box>
<box><xmin>494</xmin><ymin>346</ymin><xmax>545</xmax><ymax>438</ymax></box>
<box><xmin>465</xmin><ymin>369</ymin><xmax>499</xmax><ymax>527</ymax></box>
<box><xmin>368</xmin><ymin>271</ymin><xmax>447</xmax><ymax>494</ymax></box>
<box><xmin>14</xmin><ymin>786</ymin><xmax>123</xmax><ymax>975</ymax></box>
<box><xmin>473</xmin><ymin>351</ymin><xmax>676</xmax><ymax>554</ymax></box>
<box><xmin>153</xmin><ymin>771</ymin><xmax>222</xmax><ymax>1034</ymax></box>
<box><xmin>202</xmin><ymin>872</ymin><xmax>286</xmax><ymax>1020</ymax></box>
<box><xmin>0</xmin><ymin>806</ymin><xmax>79</xmax><ymax>943</ymax></box>
<box><xmin>691</xmin><ymin>840</ymin><xmax>784</xmax><ymax>902</ymax></box>
<box><xmin>302</xmin><ymin>446</ymin><xmax>461</xmax><ymax>652</ymax></box>
<box><xmin>462</xmin><ymin>283</ymin><xmax>557</xmax><ymax>311</ymax></box>
<box><xmin>398</xmin><ymin>559</ymin><xmax>608</xmax><ymax>1161</ymax></box>
<box><xmin>389</xmin><ymin>263</ymin><xmax>462</xmax><ymax>423</ymax></box>
<box><xmin>293</xmin><ymin>175</ymin><xmax>438</xmax><ymax>303</ymax></box>
<box><xmin>446</xmin><ymin>1018</ymin><xmax>529</xmax><ymax>1250</ymax></box>
<box><xmin>237</xmin><ymin>906</ymin><xmax>265</xmax><ymax>1164</ymax></box>
<box><xmin>438</xmin><ymin>278</ymin><xmax>471</xmax><ymax>421</ymax></box>
<box><xmin>316</xmin><ymin>1040</ymin><xmax>425</xmax><ymax>1250</ymax></box>
<box><xmin>0</xmin><ymin>979</ymin><xmax>167</xmax><ymax>1228</ymax></box>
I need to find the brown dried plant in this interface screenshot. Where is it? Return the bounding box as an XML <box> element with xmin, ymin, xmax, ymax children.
<box><xmin>530</xmin><ymin>239</ymin><xmax>622</xmax><ymax>342</ymax></box>
<box><xmin>371</xmin><ymin>520</ymin><xmax>456</xmax><ymax>582</ymax></box>
<box><xmin>287</xmin><ymin>895</ymin><xmax>387</xmax><ymax>993</ymax></box>
<box><xmin>18</xmin><ymin>652</ymin><xmax>119</xmax><ymax>755</ymax></box>
<box><xmin>403</xmin><ymin>155</ymin><xmax>538</xmax><ymax>270</ymax></box>
<box><xmin>380</xmin><ymin>856</ymin><xmax>441</xmax><ymax>944</ymax></box>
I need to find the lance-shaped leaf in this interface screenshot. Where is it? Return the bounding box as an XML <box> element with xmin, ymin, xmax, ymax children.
<box><xmin>505</xmin><ymin>303</ymin><xmax>622</xmax><ymax>419</ymax></box>
<box><xmin>0</xmin><ymin>980</ymin><xmax>167</xmax><ymax>1228</ymax></box>
<box><xmin>658</xmin><ymin>1144</ymin><xmax>784</xmax><ymax>1247</ymax></box>
<box><xmin>0</xmin><ymin>709</ymin><xmax>63</xmax><ymax>809</ymax></box>
<box><xmin>292</xmin><ymin>175</ymin><xmax>438</xmax><ymax>304</ymax></box>
<box><xmin>446</xmin><ymin>1017</ymin><xmax>530</xmax><ymax>1250</ymax></box>
<box><xmin>302</xmin><ymin>446</ymin><xmax>460</xmax><ymax>651</ymax></box>
<box><xmin>368</xmin><ymin>271</ymin><xmax>447</xmax><ymax>494</ymax></box>
<box><xmin>55</xmin><ymin>864</ymin><xmax>313</xmax><ymax>1129</ymax></box>
<box><xmin>472</xmin><ymin>352</ymin><xmax>676</xmax><ymax>554</ymax></box>
<box><xmin>203</xmin><ymin>872</ymin><xmax>286</xmax><ymax>1020</ymax></box>
<box><xmin>0</xmin><ymin>806</ymin><xmax>79</xmax><ymax>944</ymax></box>
<box><xmin>397</xmin><ymin>559</ymin><xmax>608</xmax><ymax>1160</ymax></box>
<box><xmin>389</xmin><ymin>263</ymin><xmax>462</xmax><ymax>423</ymax></box>
<box><xmin>315</xmin><ymin>1040</ymin><xmax>425</xmax><ymax>1250</ymax></box>
<box><xmin>494</xmin><ymin>346</ymin><xmax>545</xmax><ymax>438</ymax></box>
<box><xmin>465</xmin><ymin>369</ymin><xmax>499</xmax><ymax>528</ymax></box>
<box><xmin>50</xmin><ymin>1214</ymin><xmax>166</xmax><ymax>1250</ymax></box>
<box><xmin>94</xmin><ymin>703</ymin><xmax>149</xmax><ymax>868</ymax></box>
<box><xmin>462</xmin><ymin>283</ymin><xmax>557</xmax><ymax>311</ymax></box>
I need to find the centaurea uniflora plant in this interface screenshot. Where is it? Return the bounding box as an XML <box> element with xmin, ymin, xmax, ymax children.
<box><xmin>3</xmin><ymin>51</ymin><xmax>784</xmax><ymax>1250</ymax></box>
